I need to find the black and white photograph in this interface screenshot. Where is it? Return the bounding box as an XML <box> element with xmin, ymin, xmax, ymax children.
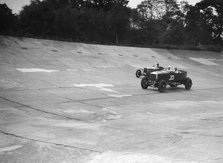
<box><xmin>0</xmin><ymin>0</ymin><xmax>223</xmax><ymax>162</ymax></box>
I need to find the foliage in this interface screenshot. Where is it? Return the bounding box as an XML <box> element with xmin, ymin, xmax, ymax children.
<box><xmin>1</xmin><ymin>0</ymin><xmax>222</xmax><ymax>49</ymax></box>
<box><xmin>16</xmin><ymin>0</ymin><xmax>130</xmax><ymax>44</ymax></box>
<box><xmin>0</xmin><ymin>4</ymin><xmax>17</xmax><ymax>32</ymax></box>
<box><xmin>196</xmin><ymin>0</ymin><xmax>223</xmax><ymax>45</ymax></box>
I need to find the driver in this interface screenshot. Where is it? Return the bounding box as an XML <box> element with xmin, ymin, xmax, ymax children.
<box><xmin>154</xmin><ymin>63</ymin><xmax>162</xmax><ymax>70</ymax></box>
<box><xmin>174</xmin><ymin>67</ymin><xmax>179</xmax><ymax>73</ymax></box>
<box><xmin>167</xmin><ymin>66</ymin><xmax>171</xmax><ymax>71</ymax></box>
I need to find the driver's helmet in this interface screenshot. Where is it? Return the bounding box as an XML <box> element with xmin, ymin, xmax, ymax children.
<box><xmin>174</xmin><ymin>67</ymin><xmax>177</xmax><ymax>71</ymax></box>
<box><xmin>167</xmin><ymin>66</ymin><xmax>171</xmax><ymax>70</ymax></box>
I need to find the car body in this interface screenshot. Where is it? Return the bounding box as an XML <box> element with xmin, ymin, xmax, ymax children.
<box><xmin>135</xmin><ymin>66</ymin><xmax>164</xmax><ymax>78</ymax></box>
<box><xmin>141</xmin><ymin>69</ymin><xmax>192</xmax><ymax>92</ymax></box>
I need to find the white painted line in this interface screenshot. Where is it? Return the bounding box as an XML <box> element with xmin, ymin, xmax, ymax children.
<box><xmin>190</xmin><ymin>57</ymin><xmax>217</xmax><ymax>65</ymax></box>
<box><xmin>74</xmin><ymin>83</ymin><xmax>117</xmax><ymax>92</ymax></box>
<box><xmin>108</xmin><ymin>94</ymin><xmax>132</xmax><ymax>98</ymax></box>
<box><xmin>17</xmin><ymin>68</ymin><xmax>59</xmax><ymax>73</ymax></box>
<box><xmin>74</xmin><ymin>83</ymin><xmax>113</xmax><ymax>87</ymax></box>
<box><xmin>0</xmin><ymin>145</ymin><xmax>23</xmax><ymax>153</ymax></box>
<box><xmin>88</xmin><ymin>151</ymin><xmax>198</xmax><ymax>163</ymax></box>
<box><xmin>100</xmin><ymin>87</ymin><xmax>117</xmax><ymax>92</ymax></box>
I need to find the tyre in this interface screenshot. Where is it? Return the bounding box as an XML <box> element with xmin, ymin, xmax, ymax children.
<box><xmin>136</xmin><ymin>69</ymin><xmax>141</xmax><ymax>78</ymax></box>
<box><xmin>184</xmin><ymin>77</ymin><xmax>192</xmax><ymax>90</ymax></box>
<box><xmin>158</xmin><ymin>80</ymin><xmax>167</xmax><ymax>92</ymax></box>
<box><xmin>141</xmin><ymin>77</ymin><xmax>149</xmax><ymax>89</ymax></box>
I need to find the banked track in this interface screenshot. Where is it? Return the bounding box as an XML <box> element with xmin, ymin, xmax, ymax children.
<box><xmin>0</xmin><ymin>36</ymin><xmax>223</xmax><ymax>163</ymax></box>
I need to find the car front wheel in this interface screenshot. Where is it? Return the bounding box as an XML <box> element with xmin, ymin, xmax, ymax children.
<box><xmin>184</xmin><ymin>77</ymin><xmax>192</xmax><ymax>90</ymax></box>
<box><xmin>141</xmin><ymin>77</ymin><xmax>149</xmax><ymax>89</ymax></box>
<box><xmin>158</xmin><ymin>80</ymin><xmax>167</xmax><ymax>92</ymax></box>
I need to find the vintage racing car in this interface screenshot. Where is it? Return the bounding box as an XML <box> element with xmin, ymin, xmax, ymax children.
<box><xmin>141</xmin><ymin>68</ymin><xmax>192</xmax><ymax>92</ymax></box>
<box><xmin>135</xmin><ymin>64</ymin><xmax>164</xmax><ymax>78</ymax></box>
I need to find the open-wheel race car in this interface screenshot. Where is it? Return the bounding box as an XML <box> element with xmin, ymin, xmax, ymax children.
<box><xmin>141</xmin><ymin>67</ymin><xmax>192</xmax><ymax>92</ymax></box>
<box><xmin>135</xmin><ymin>64</ymin><xmax>164</xmax><ymax>78</ymax></box>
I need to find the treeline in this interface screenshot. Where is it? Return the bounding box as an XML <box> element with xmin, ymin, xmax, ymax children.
<box><xmin>0</xmin><ymin>0</ymin><xmax>222</xmax><ymax>50</ymax></box>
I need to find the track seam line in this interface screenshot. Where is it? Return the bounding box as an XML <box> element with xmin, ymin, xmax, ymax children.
<box><xmin>0</xmin><ymin>96</ymin><xmax>90</xmax><ymax>123</ymax></box>
<box><xmin>61</xmin><ymin>86</ymin><xmax>223</xmax><ymax>103</ymax></box>
<box><xmin>180</xmin><ymin>131</ymin><xmax>223</xmax><ymax>138</ymax></box>
<box><xmin>0</xmin><ymin>130</ymin><xmax>101</xmax><ymax>153</ymax></box>
<box><xmin>61</xmin><ymin>92</ymin><xmax>157</xmax><ymax>103</ymax></box>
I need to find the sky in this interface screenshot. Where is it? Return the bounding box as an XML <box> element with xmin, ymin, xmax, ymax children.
<box><xmin>1</xmin><ymin>0</ymin><xmax>201</xmax><ymax>14</ymax></box>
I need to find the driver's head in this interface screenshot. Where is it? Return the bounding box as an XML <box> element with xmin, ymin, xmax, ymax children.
<box><xmin>174</xmin><ymin>67</ymin><xmax>177</xmax><ymax>71</ymax></box>
<box><xmin>168</xmin><ymin>66</ymin><xmax>171</xmax><ymax>70</ymax></box>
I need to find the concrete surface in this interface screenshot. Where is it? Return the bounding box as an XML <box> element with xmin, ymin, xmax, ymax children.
<box><xmin>0</xmin><ymin>35</ymin><xmax>223</xmax><ymax>163</ymax></box>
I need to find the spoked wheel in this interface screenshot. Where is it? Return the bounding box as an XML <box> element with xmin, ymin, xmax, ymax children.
<box><xmin>136</xmin><ymin>69</ymin><xmax>142</xmax><ymax>78</ymax></box>
<box><xmin>184</xmin><ymin>77</ymin><xmax>192</xmax><ymax>90</ymax></box>
<box><xmin>141</xmin><ymin>77</ymin><xmax>149</xmax><ymax>89</ymax></box>
<box><xmin>158</xmin><ymin>80</ymin><xmax>167</xmax><ymax>92</ymax></box>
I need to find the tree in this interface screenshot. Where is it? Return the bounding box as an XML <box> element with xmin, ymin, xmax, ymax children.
<box><xmin>55</xmin><ymin>5</ymin><xmax>79</xmax><ymax>40</ymax></box>
<box><xmin>137</xmin><ymin>0</ymin><xmax>179</xmax><ymax>20</ymax></box>
<box><xmin>0</xmin><ymin>4</ymin><xmax>17</xmax><ymax>32</ymax></box>
<box><xmin>107</xmin><ymin>4</ymin><xmax>130</xmax><ymax>44</ymax></box>
<box><xmin>179</xmin><ymin>0</ymin><xmax>190</xmax><ymax>15</ymax></box>
<box><xmin>134</xmin><ymin>0</ymin><xmax>185</xmax><ymax>45</ymax></box>
<box><xmin>160</xmin><ymin>0</ymin><xmax>186</xmax><ymax>45</ymax></box>
<box><xmin>19</xmin><ymin>0</ymin><xmax>46</xmax><ymax>36</ymax></box>
<box><xmin>17</xmin><ymin>0</ymin><xmax>131</xmax><ymax>44</ymax></box>
<box><xmin>137</xmin><ymin>0</ymin><xmax>165</xmax><ymax>20</ymax></box>
<box><xmin>184</xmin><ymin>0</ymin><xmax>223</xmax><ymax>45</ymax></box>
<box><xmin>196</xmin><ymin>0</ymin><xmax>223</xmax><ymax>44</ymax></box>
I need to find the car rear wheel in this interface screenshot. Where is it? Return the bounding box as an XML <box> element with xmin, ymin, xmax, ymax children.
<box><xmin>184</xmin><ymin>77</ymin><xmax>192</xmax><ymax>90</ymax></box>
<box><xmin>136</xmin><ymin>69</ymin><xmax>141</xmax><ymax>78</ymax></box>
<box><xmin>141</xmin><ymin>77</ymin><xmax>149</xmax><ymax>89</ymax></box>
<box><xmin>158</xmin><ymin>80</ymin><xmax>167</xmax><ymax>92</ymax></box>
